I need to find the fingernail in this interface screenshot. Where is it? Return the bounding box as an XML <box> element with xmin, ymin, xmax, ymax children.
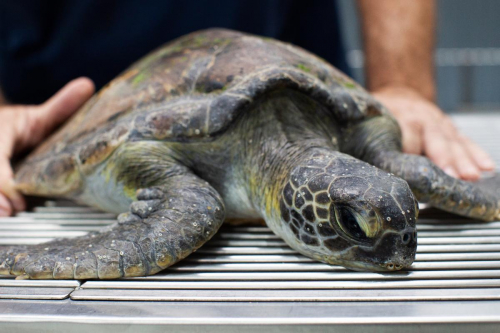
<box><xmin>444</xmin><ymin>167</ymin><xmax>458</xmax><ymax>178</ymax></box>
<box><xmin>480</xmin><ymin>159</ymin><xmax>496</xmax><ymax>170</ymax></box>
<box><xmin>465</xmin><ymin>171</ymin><xmax>480</xmax><ymax>181</ymax></box>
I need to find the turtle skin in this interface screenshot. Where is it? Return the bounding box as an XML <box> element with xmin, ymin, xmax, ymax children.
<box><xmin>0</xmin><ymin>29</ymin><xmax>499</xmax><ymax>279</ymax></box>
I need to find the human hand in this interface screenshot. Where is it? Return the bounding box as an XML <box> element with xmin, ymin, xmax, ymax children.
<box><xmin>372</xmin><ymin>86</ymin><xmax>495</xmax><ymax>181</ymax></box>
<box><xmin>0</xmin><ymin>78</ymin><xmax>95</xmax><ymax>216</ymax></box>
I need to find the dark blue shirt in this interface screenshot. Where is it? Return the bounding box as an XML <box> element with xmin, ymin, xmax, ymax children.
<box><xmin>0</xmin><ymin>0</ymin><xmax>348</xmax><ymax>104</ymax></box>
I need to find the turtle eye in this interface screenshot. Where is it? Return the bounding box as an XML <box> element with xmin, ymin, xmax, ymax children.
<box><xmin>335</xmin><ymin>205</ymin><xmax>369</xmax><ymax>242</ymax></box>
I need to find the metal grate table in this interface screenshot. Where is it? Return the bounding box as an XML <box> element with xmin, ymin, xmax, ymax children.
<box><xmin>0</xmin><ymin>113</ymin><xmax>500</xmax><ymax>332</ymax></box>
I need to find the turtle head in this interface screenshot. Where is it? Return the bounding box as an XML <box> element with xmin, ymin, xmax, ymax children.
<box><xmin>278</xmin><ymin>152</ymin><xmax>417</xmax><ymax>272</ymax></box>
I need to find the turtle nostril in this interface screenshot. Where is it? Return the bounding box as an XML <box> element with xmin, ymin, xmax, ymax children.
<box><xmin>395</xmin><ymin>264</ymin><xmax>403</xmax><ymax>270</ymax></box>
<box><xmin>402</xmin><ymin>232</ymin><xmax>411</xmax><ymax>244</ymax></box>
<box><xmin>386</xmin><ymin>263</ymin><xmax>395</xmax><ymax>270</ymax></box>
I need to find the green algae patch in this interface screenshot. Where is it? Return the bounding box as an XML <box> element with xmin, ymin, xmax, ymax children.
<box><xmin>132</xmin><ymin>72</ymin><xmax>148</xmax><ymax>86</ymax></box>
<box><xmin>296</xmin><ymin>63</ymin><xmax>311</xmax><ymax>73</ymax></box>
<box><xmin>193</xmin><ymin>35</ymin><xmax>209</xmax><ymax>47</ymax></box>
<box><xmin>342</xmin><ymin>81</ymin><xmax>357</xmax><ymax>89</ymax></box>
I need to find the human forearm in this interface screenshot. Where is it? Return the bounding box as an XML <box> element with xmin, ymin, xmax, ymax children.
<box><xmin>357</xmin><ymin>0</ymin><xmax>436</xmax><ymax>101</ymax></box>
<box><xmin>356</xmin><ymin>0</ymin><xmax>494</xmax><ymax>179</ymax></box>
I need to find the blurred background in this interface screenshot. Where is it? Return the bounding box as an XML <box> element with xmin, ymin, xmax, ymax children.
<box><xmin>338</xmin><ymin>0</ymin><xmax>500</xmax><ymax>113</ymax></box>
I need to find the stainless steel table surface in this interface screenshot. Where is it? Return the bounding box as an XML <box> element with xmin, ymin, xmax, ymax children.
<box><xmin>0</xmin><ymin>113</ymin><xmax>499</xmax><ymax>332</ymax></box>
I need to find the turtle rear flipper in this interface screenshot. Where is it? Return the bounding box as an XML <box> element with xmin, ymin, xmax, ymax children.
<box><xmin>0</xmin><ymin>173</ymin><xmax>225</xmax><ymax>279</ymax></box>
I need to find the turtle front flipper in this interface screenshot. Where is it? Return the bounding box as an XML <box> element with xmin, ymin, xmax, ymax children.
<box><xmin>375</xmin><ymin>152</ymin><xmax>500</xmax><ymax>221</ymax></box>
<box><xmin>475</xmin><ymin>173</ymin><xmax>500</xmax><ymax>198</ymax></box>
<box><xmin>0</xmin><ymin>173</ymin><xmax>225</xmax><ymax>279</ymax></box>
<box><xmin>344</xmin><ymin>115</ymin><xmax>500</xmax><ymax>221</ymax></box>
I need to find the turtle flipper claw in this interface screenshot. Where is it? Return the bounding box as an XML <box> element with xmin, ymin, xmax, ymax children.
<box><xmin>0</xmin><ymin>174</ymin><xmax>225</xmax><ymax>279</ymax></box>
<box><xmin>136</xmin><ymin>187</ymin><xmax>165</xmax><ymax>201</ymax></box>
<box><xmin>129</xmin><ymin>199</ymin><xmax>162</xmax><ymax>219</ymax></box>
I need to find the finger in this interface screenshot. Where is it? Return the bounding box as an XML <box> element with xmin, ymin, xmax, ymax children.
<box><xmin>0</xmin><ymin>109</ymin><xmax>17</xmax><ymax>159</ymax></box>
<box><xmin>42</xmin><ymin>77</ymin><xmax>95</xmax><ymax>119</ymax></box>
<box><xmin>459</xmin><ymin>135</ymin><xmax>496</xmax><ymax>171</ymax></box>
<box><xmin>451</xmin><ymin>141</ymin><xmax>481</xmax><ymax>181</ymax></box>
<box><xmin>0</xmin><ymin>157</ymin><xmax>25</xmax><ymax>213</ymax></box>
<box><xmin>24</xmin><ymin>77</ymin><xmax>95</xmax><ymax>146</ymax></box>
<box><xmin>6</xmin><ymin>178</ymin><xmax>26</xmax><ymax>212</ymax></box>
<box><xmin>440</xmin><ymin>115</ymin><xmax>459</xmax><ymax>138</ymax></box>
<box><xmin>440</xmin><ymin>116</ymin><xmax>487</xmax><ymax>177</ymax></box>
<box><xmin>422</xmin><ymin>125</ymin><xmax>457</xmax><ymax>178</ymax></box>
<box><xmin>0</xmin><ymin>193</ymin><xmax>11</xmax><ymax>217</ymax></box>
<box><xmin>400</xmin><ymin>124</ymin><xmax>423</xmax><ymax>155</ymax></box>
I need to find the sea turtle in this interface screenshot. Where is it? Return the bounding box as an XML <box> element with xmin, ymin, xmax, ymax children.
<box><xmin>1</xmin><ymin>29</ymin><xmax>499</xmax><ymax>280</ymax></box>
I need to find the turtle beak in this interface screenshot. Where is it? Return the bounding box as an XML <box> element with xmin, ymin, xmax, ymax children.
<box><xmin>327</xmin><ymin>229</ymin><xmax>417</xmax><ymax>272</ymax></box>
<box><xmin>370</xmin><ymin>230</ymin><xmax>417</xmax><ymax>271</ymax></box>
